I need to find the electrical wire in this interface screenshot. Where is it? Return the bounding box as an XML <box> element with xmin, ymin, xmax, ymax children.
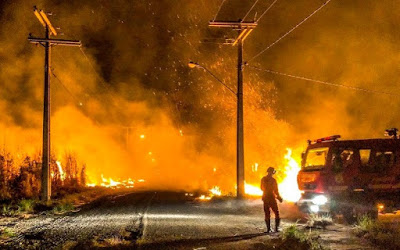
<box><xmin>256</xmin><ymin>0</ymin><xmax>279</xmax><ymax>23</ymax></box>
<box><xmin>247</xmin><ymin>65</ymin><xmax>397</xmax><ymax>96</ymax></box>
<box><xmin>248</xmin><ymin>0</ymin><xmax>333</xmax><ymax>63</ymax></box>
<box><xmin>79</xmin><ymin>46</ymin><xmax>112</xmax><ymax>91</ymax></box>
<box><xmin>50</xmin><ymin>67</ymin><xmax>102</xmax><ymax>125</ymax></box>
<box><xmin>50</xmin><ymin>67</ymin><xmax>83</xmax><ymax>106</ymax></box>
<box><xmin>242</xmin><ymin>0</ymin><xmax>260</xmax><ymax>22</ymax></box>
<box><xmin>213</xmin><ymin>0</ymin><xmax>227</xmax><ymax>21</ymax></box>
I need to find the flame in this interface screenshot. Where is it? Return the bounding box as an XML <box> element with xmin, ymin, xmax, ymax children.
<box><xmin>56</xmin><ymin>161</ymin><xmax>66</xmax><ymax>181</ymax></box>
<box><xmin>86</xmin><ymin>175</ymin><xmax>145</xmax><ymax>189</ymax></box>
<box><xmin>239</xmin><ymin>148</ymin><xmax>302</xmax><ymax>201</ymax></box>
<box><xmin>278</xmin><ymin>148</ymin><xmax>302</xmax><ymax>202</ymax></box>
<box><xmin>209</xmin><ymin>186</ymin><xmax>222</xmax><ymax>196</ymax></box>
<box><xmin>245</xmin><ymin>182</ymin><xmax>263</xmax><ymax>196</ymax></box>
<box><xmin>198</xmin><ymin>194</ymin><xmax>212</xmax><ymax>200</ymax></box>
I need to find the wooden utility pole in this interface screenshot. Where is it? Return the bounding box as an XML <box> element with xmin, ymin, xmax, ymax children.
<box><xmin>208</xmin><ymin>20</ymin><xmax>257</xmax><ymax>199</ymax></box>
<box><xmin>29</xmin><ymin>6</ymin><xmax>81</xmax><ymax>201</ymax></box>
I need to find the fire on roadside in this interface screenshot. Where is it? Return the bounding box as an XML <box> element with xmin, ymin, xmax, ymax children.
<box><xmin>197</xmin><ymin>148</ymin><xmax>302</xmax><ymax>202</ymax></box>
<box><xmin>56</xmin><ymin>161</ymin><xmax>66</xmax><ymax>181</ymax></box>
<box><xmin>86</xmin><ymin>175</ymin><xmax>143</xmax><ymax>189</ymax></box>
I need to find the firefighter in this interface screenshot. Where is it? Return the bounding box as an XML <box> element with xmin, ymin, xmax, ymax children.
<box><xmin>260</xmin><ymin>167</ymin><xmax>283</xmax><ymax>233</ymax></box>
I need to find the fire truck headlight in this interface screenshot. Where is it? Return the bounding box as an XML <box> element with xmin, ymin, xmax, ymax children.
<box><xmin>312</xmin><ymin>195</ymin><xmax>328</xmax><ymax>205</ymax></box>
<box><xmin>310</xmin><ymin>205</ymin><xmax>319</xmax><ymax>213</ymax></box>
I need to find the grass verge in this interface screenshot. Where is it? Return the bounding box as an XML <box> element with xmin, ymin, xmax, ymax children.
<box><xmin>0</xmin><ymin>228</ymin><xmax>15</xmax><ymax>240</ymax></box>
<box><xmin>279</xmin><ymin>224</ymin><xmax>326</xmax><ymax>250</ymax></box>
<box><xmin>0</xmin><ymin>187</ymin><xmax>118</xmax><ymax>217</ymax></box>
<box><xmin>353</xmin><ymin>215</ymin><xmax>400</xmax><ymax>249</ymax></box>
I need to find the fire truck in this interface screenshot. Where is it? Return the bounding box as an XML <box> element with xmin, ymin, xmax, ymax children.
<box><xmin>296</xmin><ymin>129</ymin><xmax>400</xmax><ymax>223</ymax></box>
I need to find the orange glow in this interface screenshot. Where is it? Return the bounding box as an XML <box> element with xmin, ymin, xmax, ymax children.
<box><xmin>278</xmin><ymin>148</ymin><xmax>302</xmax><ymax>202</ymax></box>
<box><xmin>378</xmin><ymin>204</ymin><xmax>384</xmax><ymax>213</ymax></box>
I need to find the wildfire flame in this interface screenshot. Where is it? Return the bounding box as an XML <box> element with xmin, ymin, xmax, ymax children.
<box><xmin>86</xmin><ymin>175</ymin><xmax>143</xmax><ymax>189</ymax></box>
<box><xmin>278</xmin><ymin>148</ymin><xmax>302</xmax><ymax>202</ymax></box>
<box><xmin>209</xmin><ymin>186</ymin><xmax>222</xmax><ymax>196</ymax></box>
<box><xmin>244</xmin><ymin>182</ymin><xmax>263</xmax><ymax>196</ymax></box>
<box><xmin>56</xmin><ymin>161</ymin><xmax>66</xmax><ymax>181</ymax></box>
<box><xmin>240</xmin><ymin>148</ymin><xmax>302</xmax><ymax>202</ymax></box>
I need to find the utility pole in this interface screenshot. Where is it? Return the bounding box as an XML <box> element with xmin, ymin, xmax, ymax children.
<box><xmin>29</xmin><ymin>6</ymin><xmax>81</xmax><ymax>202</ymax></box>
<box><xmin>208</xmin><ymin>21</ymin><xmax>257</xmax><ymax>199</ymax></box>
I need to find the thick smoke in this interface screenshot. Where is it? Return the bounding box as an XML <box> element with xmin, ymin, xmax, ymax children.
<box><xmin>0</xmin><ymin>0</ymin><xmax>397</xmax><ymax>192</ymax></box>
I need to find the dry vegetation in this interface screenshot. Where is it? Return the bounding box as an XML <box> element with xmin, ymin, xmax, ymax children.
<box><xmin>0</xmin><ymin>150</ymin><xmax>88</xmax><ymax>215</ymax></box>
<box><xmin>279</xmin><ymin>223</ymin><xmax>326</xmax><ymax>250</ymax></box>
<box><xmin>354</xmin><ymin>215</ymin><xmax>400</xmax><ymax>249</ymax></box>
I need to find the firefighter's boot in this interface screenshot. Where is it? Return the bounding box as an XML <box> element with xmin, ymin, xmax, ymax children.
<box><xmin>275</xmin><ymin>218</ymin><xmax>281</xmax><ymax>232</ymax></box>
<box><xmin>265</xmin><ymin>220</ymin><xmax>271</xmax><ymax>233</ymax></box>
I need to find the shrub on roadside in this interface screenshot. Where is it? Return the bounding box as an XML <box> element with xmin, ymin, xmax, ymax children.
<box><xmin>17</xmin><ymin>199</ymin><xmax>35</xmax><ymax>213</ymax></box>
<box><xmin>280</xmin><ymin>224</ymin><xmax>325</xmax><ymax>250</ymax></box>
<box><xmin>354</xmin><ymin>215</ymin><xmax>400</xmax><ymax>249</ymax></box>
<box><xmin>0</xmin><ymin>228</ymin><xmax>15</xmax><ymax>239</ymax></box>
<box><xmin>53</xmin><ymin>202</ymin><xmax>75</xmax><ymax>214</ymax></box>
<box><xmin>0</xmin><ymin>204</ymin><xmax>15</xmax><ymax>216</ymax></box>
<box><xmin>0</xmin><ymin>149</ymin><xmax>87</xmax><ymax>203</ymax></box>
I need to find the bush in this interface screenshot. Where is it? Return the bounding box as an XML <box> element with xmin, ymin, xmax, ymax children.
<box><xmin>17</xmin><ymin>199</ymin><xmax>35</xmax><ymax>213</ymax></box>
<box><xmin>0</xmin><ymin>228</ymin><xmax>15</xmax><ymax>239</ymax></box>
<box><xmin>354</xmin><ymin>215</ymin><xmax>400</xmax><ymax>249</ymax></box>
<box><xmin>53</xmin><ymin>202</ymin><xmax>75</xmax><ymax>214</ymax></box>
<box><xmin>0</xmin><ymin>150</ymin><xmax>87</xmax><ymax>202</ymax></box>
<box><xmin>0</xmin><ymin>204</ymin><xmax>15</xmax><ymax>216</ymax></box>
<box><xmin>281</xmin><ymin>224</ymin><xmax>325</xmax><ymax>250</ymax></box>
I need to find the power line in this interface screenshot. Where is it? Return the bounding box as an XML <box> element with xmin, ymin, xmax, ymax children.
<box><xmin>50</xmin><ymin>67</ymin><xmax>103</xmax><ymax>125</ymax></box>
<box><xmin>247</xmin><ymin>65</ymin><xmax>397</xmax><ymax>96</ymax></box>
<box><xmin>213</xmin><ymin>0</ymin><xmax>227</xmax><ymax>21</ymax></box>
<box><xmin>248</xmin><ymin>0</ymin><xmax>333</xmax><ymax>63</ymax></box>
<box><xmin>50</xmin><ymin>67</ymin><xmax>82</xmax><ymax>106</ymax></box>
<box><xmin>242</xmin><ymin>0</ymin><xmax>260</xmax><ymax>21</ymax></box>
<box><xmin>79</xmin><ymin>46</ymin><xmax>112</xmax><ymax>91</ymax></box>
<box><xmin>256</xmin><ymin>0</ymin><xmax>279</xmax><ymax>23</ymax></box>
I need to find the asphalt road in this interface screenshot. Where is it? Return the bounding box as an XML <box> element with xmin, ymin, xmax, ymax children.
<box><xmin>0</xmin><ymin>191</ymin><xmax>378</xmax><ymax>249</ymax></box>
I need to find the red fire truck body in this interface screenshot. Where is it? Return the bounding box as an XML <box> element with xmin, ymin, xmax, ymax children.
<box><xmin>297</xmin><ymin>135</ymin><xmax>400</xmax><ymax>222</ymax></box>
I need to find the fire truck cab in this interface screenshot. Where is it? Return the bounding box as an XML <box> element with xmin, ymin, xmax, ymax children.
<box><xmin>297</xmin><ymin>131</ymin><xmax>400</xmax><ymax>223</ymax></box>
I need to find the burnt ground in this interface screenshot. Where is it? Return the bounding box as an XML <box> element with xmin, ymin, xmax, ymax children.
<box><xmin>0</xmin><ymin>191</ymin><xmax>377</xmax><ymax>249</ymax></box>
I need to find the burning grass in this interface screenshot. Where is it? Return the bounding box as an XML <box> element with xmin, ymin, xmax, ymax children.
<box><xmin>195</xmin><ymin>148</ymin><xmax>303</xmax><ymax>202</ymax></box>
<box><xmin>0</xmin><ymin>149</ymin><xmax>108</xmax><ymax>217</ymax></box>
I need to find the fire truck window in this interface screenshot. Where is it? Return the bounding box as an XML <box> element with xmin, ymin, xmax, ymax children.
<box><xmin>359</xmin><ymin>149</ymin><xmax>372</xmax><ymax>172</ymax></box>
<box><xmin>374</xmin><ymin>151</ymin><xmax>395</xmax><ymax>172</ymax></box>
<box><xmin>332</xmin><ymin>149</ymin><xmax>354</xmax><ymax>173</ymax></box>
<box><xmin>305</xmin><ymin>147</ymin><xmax>329</xmax><ymax>170</ymax></box>
<box><xmin>360</xmin><ymin>149</ymin><xmax>371</xmax><ymax>165</ymax></box>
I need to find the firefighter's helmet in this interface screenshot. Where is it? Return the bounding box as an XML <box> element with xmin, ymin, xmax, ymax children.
<box><xmin>267</xmin><ymin>167</ymin><xmax>276</xmax><ymax>174</ymax></box>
